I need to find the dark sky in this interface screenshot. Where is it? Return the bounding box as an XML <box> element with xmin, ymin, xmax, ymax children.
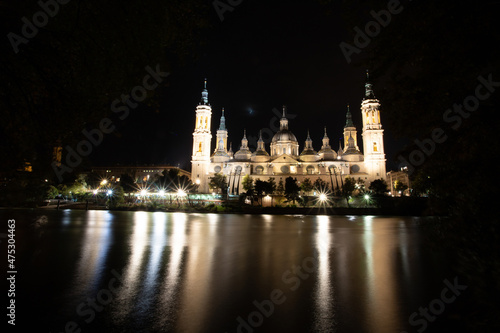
<box><xmin>91</xmin><ymin>0</ymin><xmax>406</xmax><ymax>171</ymax></box>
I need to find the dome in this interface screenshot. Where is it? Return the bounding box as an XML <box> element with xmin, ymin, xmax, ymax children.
<box><xmin>272</xmin><ymin>130</ymin><xmax>297</xmax><ymax>143</ymax></box>
<box><xmin>252</xmin><ymin>149</ymin><xmax>269</xmax><ymax>156</ymax></box>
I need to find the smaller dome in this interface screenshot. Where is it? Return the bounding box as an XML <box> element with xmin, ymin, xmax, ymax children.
<box><xmin>300</xmin><ymin>149</ymin><xmax>316</xmax><ymax>156</ymax></box>
<box><xmin>252</xmin><ymin>150</ymin><xmax>269</xmax><ymax>156</ymax></box>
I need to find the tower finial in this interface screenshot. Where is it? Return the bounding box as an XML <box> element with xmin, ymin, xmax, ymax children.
<box><xmin>218</xmin><ymin>107</ymin><xmax>226</xmax><ymax>130</ymax></box>
<box><xmin>345</xmin><ymin>104</ymin><xmax>354</xmax><ymax>127</ymax></box>
<box><xmin>282</xmin><ymin>105</ymin><xmax>286</xmax><ymax>118</ymax></box>
<box><xmin>200</xmin><ymin>78</ymin><xmax>209</xmax><ymax>105</ymax></box>
<box><xmin>364</xmin><ymin>71</ymin><xmax>375</xmax><ymax>99</ymax></box>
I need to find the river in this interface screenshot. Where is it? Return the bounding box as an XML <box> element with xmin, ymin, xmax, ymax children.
<box><xmin>1</xmin><ymin>209</ymin><xmax>464</xmax><ymax>332</ymax></box>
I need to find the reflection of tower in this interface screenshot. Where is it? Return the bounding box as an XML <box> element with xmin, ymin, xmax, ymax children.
<box><xmin>361</xmin><ymin>71</ymin><xmax>386</xmax><ymax>180</ymax></box>
<box><xmin>191</xmin><ymin>79</ymin><xmax>212</xmax><ymax>192</ymax></box>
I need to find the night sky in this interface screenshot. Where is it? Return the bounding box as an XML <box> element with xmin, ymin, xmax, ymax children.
<box><xmin>89</xmin><ymin>0</ymin><xmax>406</xmax><ymax>172</ymax></box>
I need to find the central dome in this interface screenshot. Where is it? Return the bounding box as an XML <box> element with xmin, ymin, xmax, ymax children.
<box><xmin>272</xmin><ymin>129</ymin><xmax>297</xmax><ymax>143</ymax></box>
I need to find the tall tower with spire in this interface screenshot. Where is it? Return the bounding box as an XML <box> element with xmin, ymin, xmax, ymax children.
<box><xmin>192</xmin><ymin>79</ymin><xmax>212</xmax><ymax>192</ymax></box>
<box><xmin>361</xmin><ymin>71</ymin><xmax>386</xmax><ymax>180</ymax></box>
<box><xmin>343</xmin><ymin>104</ymin><xmax>359</xmax><ymax>152</ymax></box>
<box><xmin>214</xmin><ymin>108</ymin><xmax>228</xmax><ymax>153</ymax></box>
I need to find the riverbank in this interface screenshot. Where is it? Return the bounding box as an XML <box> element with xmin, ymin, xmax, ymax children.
<box><xmin>5</xmin><ymin>196</ymin><xmax>435</xmax><ymax>216</ymax></box>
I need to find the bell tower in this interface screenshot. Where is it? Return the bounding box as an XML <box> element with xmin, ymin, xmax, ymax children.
<box><xmin>192</xmin><ymin>79</ymin><xmax>212</xmax><ymax>192</ymax></box>
<box><xmin>361</xmin><ymin>71</ymin><xmax>386</xmax><ymax>181</ymax></box>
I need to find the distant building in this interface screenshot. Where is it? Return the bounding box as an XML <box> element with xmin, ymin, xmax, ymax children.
<box><xmin>386</xmin><ymin>168</ymin><xmax>410</xmax><ymax>196</ymax></box>
<box><xmin>191</xmin><ymin>74</ymin><xmax>387</xmax><ymax>194</ymax></box>
<box><xmin>90</xmin><ymin>165</ymin><xmax>190</xmax><ymax>183</ymax></box>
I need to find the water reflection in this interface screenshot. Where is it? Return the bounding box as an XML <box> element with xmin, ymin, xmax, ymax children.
<box><xmin>73</xmin><ymin>210</ymin><xmax>113</xmax><ymax>295</ymax></box>
<box><xmin>155</xmin><ymin>212</ymin><xmax>187</xmax><ymax>330</ymax></box>
<box><xmin>314</xmin><ymin>215</ymin><xmax>336</xmax><ymax>332</ymax></box>
<box><xmin>113</xmin><ymin>212</ymin><xmax>150</xmax><ymax>323</ymax></box>
<box><xmin>6</xmin><ymin>209</ymin><xmax>452</xmax><ymax>333</ymax></box>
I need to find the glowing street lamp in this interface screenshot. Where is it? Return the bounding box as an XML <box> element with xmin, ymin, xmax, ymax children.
<box><xmin>158</xmin><ymin>190</ymin><xmax>166</xmax><ymax>197</ymax></box>
<box><xmin>107</xmin><ymin>190</ymin><xmax>113</xmax><ymax>196</ymax></box>
<box><xmin>319</xmin><ymin>193</ymin><xmax>327</xmax><ymax>202</ymax></box>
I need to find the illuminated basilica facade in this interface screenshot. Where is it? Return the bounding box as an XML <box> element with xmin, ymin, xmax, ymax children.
<box><xmin>191</xmin><ymin>77</ymin><xmax>386</xmax><ymax>194</ymax></box>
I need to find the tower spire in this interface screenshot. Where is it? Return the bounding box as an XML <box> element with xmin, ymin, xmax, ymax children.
<box><xmin>364</xmin><ymin>70</ymin><xmax>375</xmax><ymax>99</ymax></box>
<box><xmin>219</xmin><ymin>108</ymin><xmax>226</xmax><ymax>130</ymax></box>
<box><xmin>200</xmin><ymin>78</ymin><xmax>209</xmax><ymax>105</ymax></box>
<box><xmin>345</xmin><ymin>104</ymin><xmax>354</xmax><ymax>127</ymax></box>
<box><xmin>280</xmin><ymin>105</ymin><xmax>289</xmax><ymax>130</ymax></box>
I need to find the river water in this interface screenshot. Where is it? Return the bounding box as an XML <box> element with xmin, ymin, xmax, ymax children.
<box><xmin>2</xmin><ymin>209</ymin><xmax>464</xmax><ymax>332</ymax></box>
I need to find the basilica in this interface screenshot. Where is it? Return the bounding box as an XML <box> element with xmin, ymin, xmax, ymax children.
<box><xmin>191</xmin><ymin>76</ymin><xmax>386</xmax><ymax>194</ymax></box>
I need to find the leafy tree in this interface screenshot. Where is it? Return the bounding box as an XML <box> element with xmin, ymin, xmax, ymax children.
<box><xmin>284</xmin><ymin>177</ymin><xmax>300</xmax><ymax>205</ymax></box>
<box><xmin>313</xmin><ymin>178</ymin><xmax>329</xmax><ymax>192</ymax></box>
<box><xmin>266</xmin><ymin>178</ymin><xmax>277</xmax><ymax>206</ymax></box>
<box><xmin>369</xmin><ymin>179</ymin><xmax>389</xmax><ymax>196</ymax></box>
<box><xmin>254</xmin><ymin>179</ymin><xmax>267</xmax><ymax>206</ymax></box>
<box><xmin>120</xmin><ymin>173</ymin><xmax>137</xmax><ymax>193</ymax></box>
<box><xmin>45</xmin><ymin>185</ymin><xmax>59</xmax><ymax>200</ymax></box>
<box><xmin>410</xmin><ymin>170</ymin><xmax>432</xmax><ymax>197</ymax></box>
<box><xmin>209</xmin><ymin>173</ymin><xmax>228</xmax><ymax>195</ymax></box>
<box><xmin>342</xmin><ymin>177</ymin><xmax>356</xmax><ymax>207</ymax></box>
<box><xmin>242</xmin><ymin>174</ymin><xmax>254</xmax><ymax>193</ymax></box>
<box><xmin>300</xmin><ymin>178</ymin><xmax>314</xmax><ymax>195</ymax></box>
<box><xmin>276</xmin><ymin>178</ymin><xmax>284</xmax><ymax>195</ymax></box>
<box><xmin>355</xmin><ymin>177</ymin><xmax>366</xmax><ymax>194</ymax></box>
<box><xmin>394</xmin><ymin>180</ymin><xmax>408</xmax><ymax>196</ymax></box>
<box><xmin>109</xmin><ymin>186</ymin><xmax>125</xmax><ymax>208</ymax></box>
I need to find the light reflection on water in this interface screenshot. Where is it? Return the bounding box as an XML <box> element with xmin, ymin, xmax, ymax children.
<box><xmin>8</xmin><ymin>210</ymin><xmax>454</xmax><ymax>333</ymax></box>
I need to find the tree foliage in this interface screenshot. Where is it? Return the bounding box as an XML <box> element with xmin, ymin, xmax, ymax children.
<box><xmin>369</xmin><ymin>178</ymin><xmax>389</xmax><ymax>196</ymax></box>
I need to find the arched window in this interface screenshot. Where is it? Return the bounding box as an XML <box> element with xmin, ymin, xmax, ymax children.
<box><xmin>255</xmin><ymin>165</ymin><xmax>264</xmax><ymax>175</ymax></box>
<box><xmin>373</xmin><ymin>142</ymin><xmax>378</xmax><ymax>152</ymax></box>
